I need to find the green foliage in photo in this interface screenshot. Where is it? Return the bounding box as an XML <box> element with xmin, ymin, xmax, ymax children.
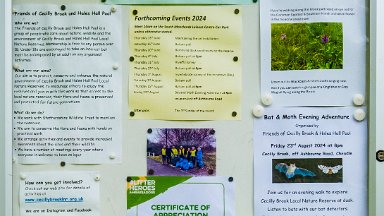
<box><xmin>271</xmin><ymin>22</ymin><xmax>343</xmax><ymax>71</ymax></box>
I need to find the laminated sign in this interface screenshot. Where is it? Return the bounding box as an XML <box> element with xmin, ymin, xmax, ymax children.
<box><xmin>254</xmin><ymin>107</ymin><xmax>367</xmax><ymax>216</ymax></box>
<box><xmin>126</xmin><ymin>176</ymin><xmax>234</xmax><ymax>216</ymax></box>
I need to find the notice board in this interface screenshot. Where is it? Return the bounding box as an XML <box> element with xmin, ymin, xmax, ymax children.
<box><xmin>3</xmin><ymin>0</ymin><xmax>381</xmax><ymax>215</ymax></box>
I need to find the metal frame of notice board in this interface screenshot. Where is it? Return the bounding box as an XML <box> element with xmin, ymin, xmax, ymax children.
<box><xmin>2</xmin><ymin>0</ymin><xmax>14</xmax><ymax>215</ymax></box>
<box><xmin>1</xmin><ymin>0</ymin><xmax>384</xmax><ymax>215</ymax></box>
<box><xmin>370</xmin><ymin>0</ymin><xmax>384</xmax><ymax>215</ymax></box>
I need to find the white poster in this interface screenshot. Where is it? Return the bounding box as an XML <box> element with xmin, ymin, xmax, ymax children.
<box><xmin>260</xmin><ymin>0</ymin><xmax>366</xmax><ymax>106</ymax></box>
<box><xmin>12</xmin><ymin>4</ymin><xmax>122</xmax><ymax>164</ymax></box>
<box><xmin>126</xmin><ymin>176</ymin><xmax>234</xmax><ymax>216</ymax></box>
<box><xmin>254</xmin><ymin>107</ymin><xmax>367</xmax><ymax>215</ymax></box>
<box><xmin>20</xmin><ymin>171</ymin><xmax>100</xmax><ymax>216</ymax></box>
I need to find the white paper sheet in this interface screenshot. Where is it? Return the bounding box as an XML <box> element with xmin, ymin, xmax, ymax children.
<box><xmin>260</xmin><ymin>0</ymin><xmax>366</xmax><ymax>106</ymax></box>
<box><xmin>254</xmin><ymin>107</ymin><xmax>367</xmax><ymax>215</ymax></box>
<box><xmin>12</xmin><ymin>4</ymin><xmax>122</xmax><ymax>164</ymax></box>
<box><xmin>19</xmin><ymin>171</ymin><xmax>100</xmax><ymax>216</ymax></box>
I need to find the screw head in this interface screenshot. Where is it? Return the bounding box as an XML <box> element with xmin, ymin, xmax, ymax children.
<box><xmin>377</xmin><ymin>150</ymin><xmax>384</xmax><ymax>162</ymax></box>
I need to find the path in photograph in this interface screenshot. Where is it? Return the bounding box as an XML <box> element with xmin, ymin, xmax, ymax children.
<box><xmin>147</xmin><ymin>158</ymin><xmax>214</xmax><ymax>176</ymax></box>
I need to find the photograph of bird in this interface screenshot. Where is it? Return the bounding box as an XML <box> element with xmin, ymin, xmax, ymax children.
<box><xmin>275</xmin><ymin>163</ymin><xmax>316</xmax><ymax>179</ymax></box>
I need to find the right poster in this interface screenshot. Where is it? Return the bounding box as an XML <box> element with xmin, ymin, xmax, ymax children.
<box><xmin>254</xmin><ymin>107</ymin><xmax>367</xmax><ymax>215</ymax></box>
<box><xmin>260</xmin><ymin>0</ymin><xmax>366</xmax><ymax>106</ymax></box>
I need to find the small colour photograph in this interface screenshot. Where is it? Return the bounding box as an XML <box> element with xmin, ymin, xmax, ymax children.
<box><xmin>271</xmin><ymin>22</ymin><xmax>343</xmax><ymax>71</ymax></box>
<box><xmin>147</xmin><ymin>128</ymin><xmax>216</xmax><ymax>176</ymax></box>
<box><xmin>272</xmin><ymin>158</ymin><xmax>343</xmax><ymax>183</ymax></box>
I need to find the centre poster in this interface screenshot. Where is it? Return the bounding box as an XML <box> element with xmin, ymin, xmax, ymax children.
<box><xmin>128</xmin><ymin>6</ymin><xmax>241</xmax><ymax>120</ymax></box>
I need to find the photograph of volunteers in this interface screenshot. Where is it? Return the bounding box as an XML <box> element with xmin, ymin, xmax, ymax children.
<box><xmin>147</xmin><ymin>128</ymin><xmax>216</xmax><ymax>176</ymax></box>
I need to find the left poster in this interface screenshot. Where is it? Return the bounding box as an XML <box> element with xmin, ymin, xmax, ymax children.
<box><xmin>12</xmin><ymin>4</ymin><xmax>122</xmax><ymax>164</ymax></box>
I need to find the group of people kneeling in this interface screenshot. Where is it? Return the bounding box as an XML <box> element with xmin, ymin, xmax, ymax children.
<box><xmin>161</xmin><ymin>145</ymin><xmax>204</xmax><ymax>170</ymax></box>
